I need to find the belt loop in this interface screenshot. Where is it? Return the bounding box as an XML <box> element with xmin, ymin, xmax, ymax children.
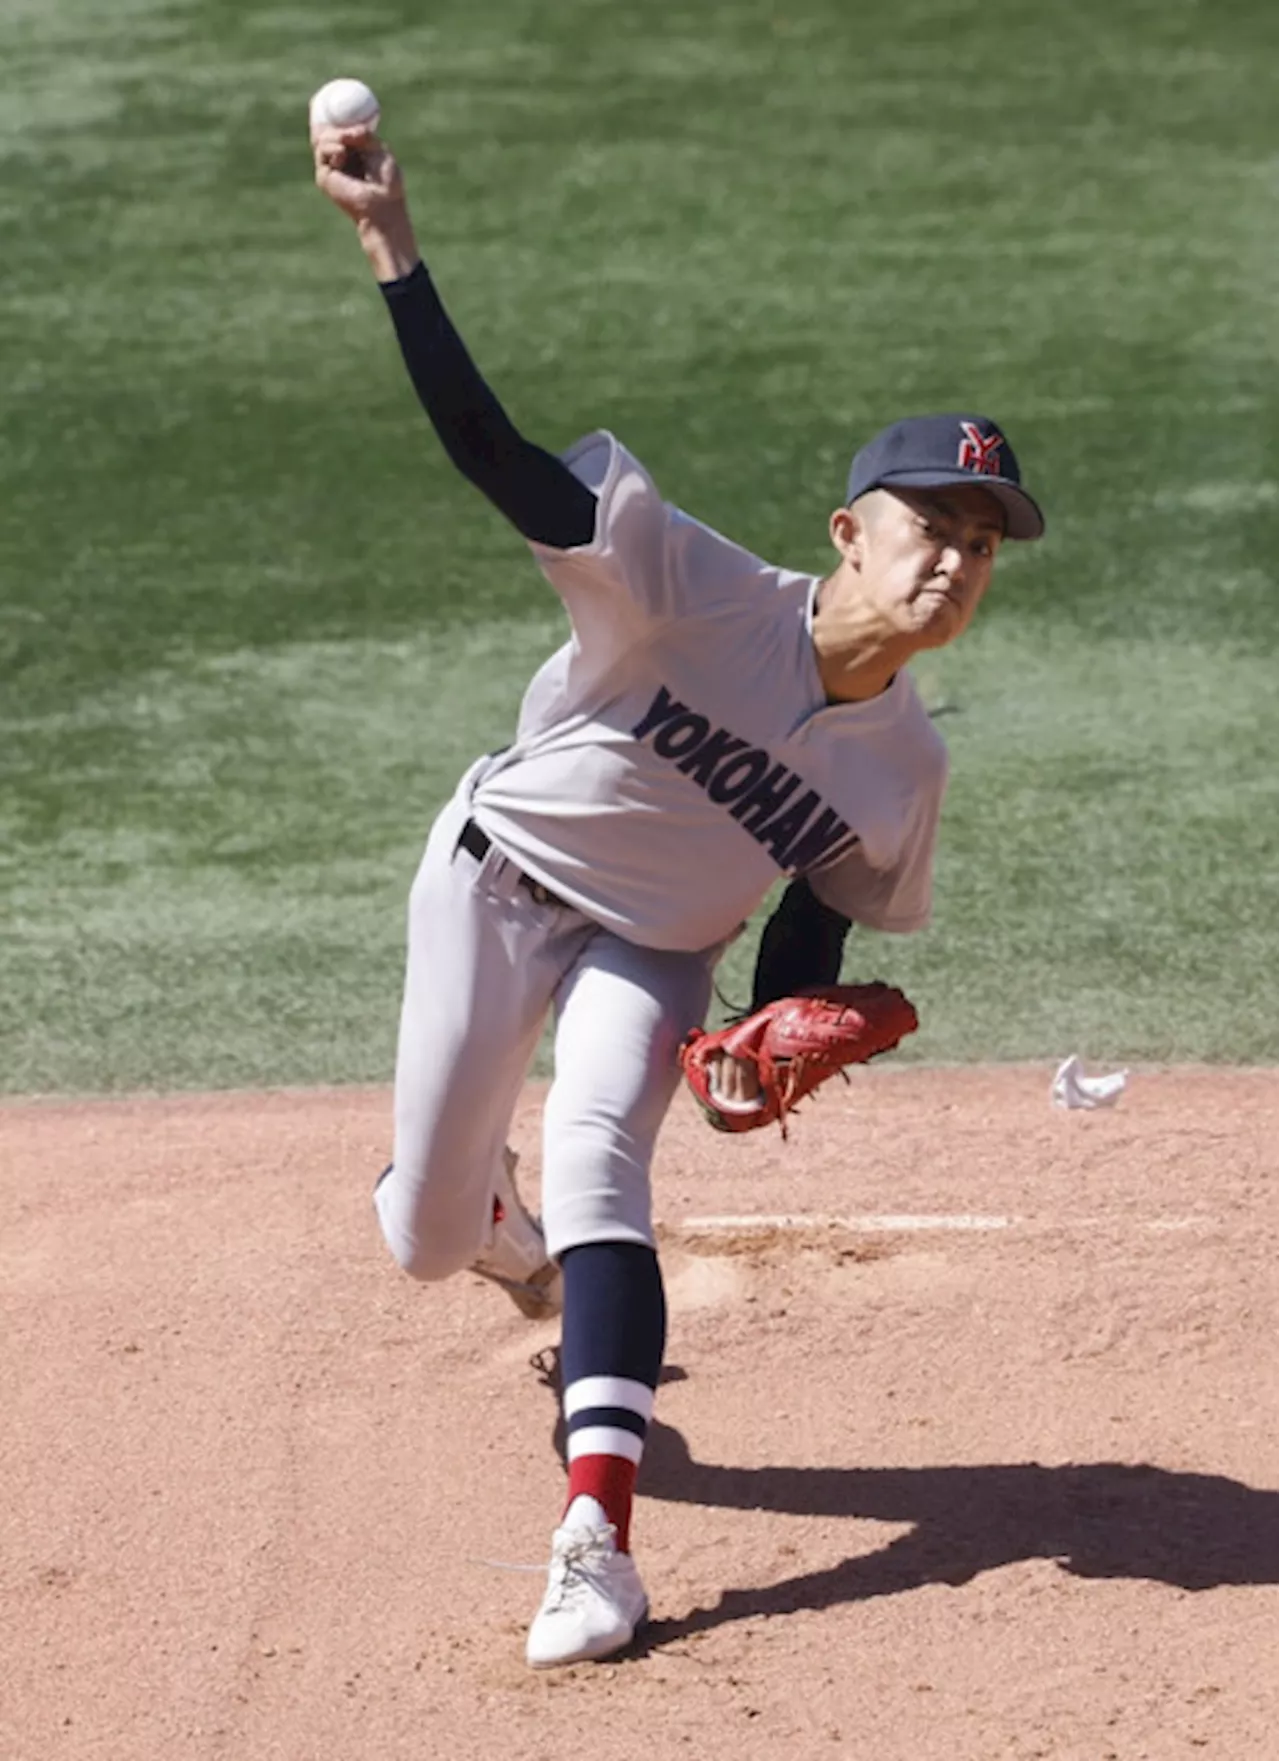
<box><xmin>455</xmin><ymin>816</ymin><xmax>566</xmax><ymax>911</ymax></box>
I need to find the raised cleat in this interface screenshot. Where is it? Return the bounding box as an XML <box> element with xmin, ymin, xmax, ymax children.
<box><xmin>470</xmin><ymin>1148</ymin><xmax>562</xmax><ymax>1320</ymax></box>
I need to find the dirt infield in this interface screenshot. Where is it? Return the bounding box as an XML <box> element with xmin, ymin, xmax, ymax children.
<box><xmin>1</xmin><ymin>1067</ymin><xmax>1275</xmax><ymax>1761</ymax></box>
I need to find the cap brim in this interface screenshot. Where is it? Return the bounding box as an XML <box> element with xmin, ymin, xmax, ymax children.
<box><xmin>875</xmin><ymin>469</ymin><xmax>1045</xmax><ymax>541</ymax></box>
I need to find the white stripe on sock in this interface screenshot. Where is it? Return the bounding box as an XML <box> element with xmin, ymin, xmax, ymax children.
<box><xmin>566</xmin><ymin>1425</ymin><xmax>645</xmax><ymax>1465</ymax></box>
<box><xmin>562</xmin><ymin>1376</ymin><xmax>655</xmax><ymax>1424</ymax></box>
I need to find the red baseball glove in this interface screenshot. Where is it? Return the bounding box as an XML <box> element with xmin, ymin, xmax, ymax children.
<box><xmin>679</xmin><ymin>983</ymin><xmax>919</xmax><ymax>1138</ymax></box>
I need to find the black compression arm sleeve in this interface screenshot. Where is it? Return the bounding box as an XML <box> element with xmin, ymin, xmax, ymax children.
<box><xmin>379</xmin><ymin>261</ymin><xmax>597</xmax><ymax>549</ymax></box>
<box><xmin>750</xmin><ymin>879</ymin><xmax>852</xmax><ymax>1011</ymax></box>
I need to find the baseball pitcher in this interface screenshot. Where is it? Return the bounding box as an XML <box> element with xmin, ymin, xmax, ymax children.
<box><xmin>311</xmin><ymin>111</ymin><xmax>1044</xmax><ymax>1669</ymax></box>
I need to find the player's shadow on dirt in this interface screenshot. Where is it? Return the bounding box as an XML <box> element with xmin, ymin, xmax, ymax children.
<box><xmin>530</xmin><ymin>1350</ymin><xmax>1278</xmax><ymax>1650</ymax></box>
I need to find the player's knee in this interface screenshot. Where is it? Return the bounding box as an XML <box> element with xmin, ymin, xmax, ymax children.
<box><xmin>373</xmin><ymin>1170</ymin><xmax>474</xmax><ymax>1283</ymax></box>
<box><xmin>382</xmin><ymin>1232</ymin><xmax>468</xmax><ymax>1283</ymax></box>
<box><xmin>376</xmin><ymin>1211</ymin><xmax>471</xmax><ymax>1282</ymax></box>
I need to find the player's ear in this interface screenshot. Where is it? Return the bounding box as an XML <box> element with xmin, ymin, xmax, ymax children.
<box><xmin>829</xmin><ymin>503</ymin><xmax>866</xmax><ymax>568</ymax></box>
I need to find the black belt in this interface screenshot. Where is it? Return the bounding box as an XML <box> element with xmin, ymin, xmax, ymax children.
<box><xmin>457</xmin><ymin>818</ymin><xmax>567</xmax><ymax>909</ymax></box>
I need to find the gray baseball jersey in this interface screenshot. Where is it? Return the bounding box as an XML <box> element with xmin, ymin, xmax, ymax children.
<box><xmin>469</xmin><ymin>432</ymin><xmax>949</xmax><ymax>952</ymax></box>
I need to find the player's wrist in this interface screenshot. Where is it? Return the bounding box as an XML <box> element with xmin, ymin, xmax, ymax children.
<box><xmin>358</xmin><ymin>213</ymin><xmax>421</xmax><ymax>282</ymax></box>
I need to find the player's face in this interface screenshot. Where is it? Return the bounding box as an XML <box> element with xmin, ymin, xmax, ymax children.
<box><xmin>855</xmin><ymin>486</ymin><xmax>1004</xmax><ymax>648</ymax></box>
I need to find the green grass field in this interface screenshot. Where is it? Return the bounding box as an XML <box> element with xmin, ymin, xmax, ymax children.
<box><xmin>1</xmin><ymin>0</ymin><xmax>1275</xmax><ymax>1094</ymax></box>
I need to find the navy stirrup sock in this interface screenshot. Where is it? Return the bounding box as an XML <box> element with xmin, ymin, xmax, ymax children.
<box><xmin>558</xmin><ymin>1242</ymin><xmax>666</xmax><ymax>1551</ymax></box>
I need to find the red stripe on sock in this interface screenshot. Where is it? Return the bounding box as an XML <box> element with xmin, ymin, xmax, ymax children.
<box><xmin>565</xmin><ymin>1454</ymin><xmax>639</xmax><ymax>1552</ymax></box>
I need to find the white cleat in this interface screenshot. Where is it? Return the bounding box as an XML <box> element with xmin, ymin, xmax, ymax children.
<box><xmin>470</xmin><ymin>1148</ymin><xmax>563</xmax><ymax>1320</ymax></box>
<box><xmin>526</xmin><ymin>1523</ymin><xmax>650</xmax><ymax>1668</ymax></box>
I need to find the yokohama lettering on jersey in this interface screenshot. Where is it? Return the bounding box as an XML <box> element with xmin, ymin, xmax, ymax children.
<box><xmin>470</xmin><ymin>432</ymin><xmax>949</xmax><ymax>953</ymax></box>
<box><xmin>630</xmin><ymin>684</ymin><xmax>860</xmax><ymax>874</ymax></box>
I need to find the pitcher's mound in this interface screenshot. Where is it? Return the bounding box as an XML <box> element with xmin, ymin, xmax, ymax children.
<box><xmin>1</xmin><ymin>1065</ymin><xmax>1275</xmax><ymax>1761</ymax></box>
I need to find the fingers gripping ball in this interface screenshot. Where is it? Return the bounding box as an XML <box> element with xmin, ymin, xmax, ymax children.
<box><xmin>679</xmin><ymin>983</ymin><xmax>919</xmax><ymax>1138</ymax></box>
<box><xmin>309</xmin><ymin>78</ymin><xmax>382</xmax><ymax>186</ymax></box>
<box><xmin>309</xmin><ymin>78</ymin><xmax>381</xmax><ymax>133</ymax></box>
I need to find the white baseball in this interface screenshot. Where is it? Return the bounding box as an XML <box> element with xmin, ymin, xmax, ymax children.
<box><xmin>309</xmin><ymin>78</ymin><xmax>381</xmax><ymax>133</ymax></box>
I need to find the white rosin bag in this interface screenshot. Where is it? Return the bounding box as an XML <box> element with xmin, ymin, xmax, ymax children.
<box><xmin>1051</xmin><ymin>1054</ymin><xmax>1129</xmax><ymax>1110</ymax></box>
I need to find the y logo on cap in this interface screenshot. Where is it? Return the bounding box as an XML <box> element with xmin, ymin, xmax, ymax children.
<box><xmin>957</xmin><ymin>420</ymin><xmax>1003</xmax><ymax>476</ymax></box>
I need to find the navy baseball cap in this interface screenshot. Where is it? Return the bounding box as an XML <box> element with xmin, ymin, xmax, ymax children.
<box><xmin>846</xmin><ymin>413</ymin><xmax>1045</xmax><ymax>540</ymax></box>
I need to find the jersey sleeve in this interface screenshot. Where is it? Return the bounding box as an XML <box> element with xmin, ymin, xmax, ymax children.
<box><xmin>807</xmin><ymin>773</ymin><xmax>945</xmax><ymax>934</ymax></box>
<box><xmin>527</xmin><ymin>432</ymin><xmax>675</xmax><ymax>636</ymax></box>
